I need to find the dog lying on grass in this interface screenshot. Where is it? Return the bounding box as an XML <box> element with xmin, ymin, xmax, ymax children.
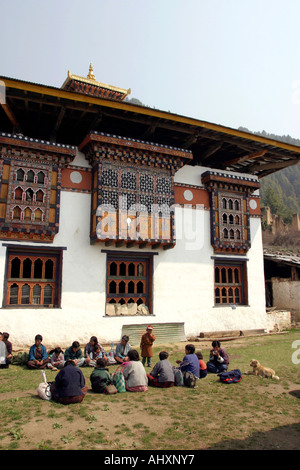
<box><xmin>246</xmin><ymin>359</ymin><xmax>280</xmax><ymax>380</ymax></box>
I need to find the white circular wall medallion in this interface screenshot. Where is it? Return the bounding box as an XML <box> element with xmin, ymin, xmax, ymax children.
<box><xmin>249</xmin><ymin>199</ymin><xmax>257</xmax><ymax>210</ymax></box>
<box><xmin>183</xmin><ymin>189</ymin><xmax>193</xmax><ymax>202</ymax></box>
<box><xmin>70</xmin><ymin>171</ymin><xmax>82</xmax><ymax>184</ymax></box>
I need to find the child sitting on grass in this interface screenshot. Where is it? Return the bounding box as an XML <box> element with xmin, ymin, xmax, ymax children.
<box><xmin>90</xmin><ymin>357</ymin><xmax>112</xmax><ymax>394</ymax></box>
<box><xmin>147</xmin><ymin>351</ymin><xmax>175</xmax><ymax>388</ymax></box>
<box><xmin>196</xmin><ymin>351</ymin><xmax>207</xmax><ymax>379</ymax></box>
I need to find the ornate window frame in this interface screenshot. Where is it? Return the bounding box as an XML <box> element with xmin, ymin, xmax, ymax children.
<box><xmin>202</xmin><ymin>171</ymin><xmax>260</xmax><ymax>255</ymax></box>
<box><xmin>102</xmin><ymin>250</ymin><xmax>155</xmax><ymax>316</ymax></box>
<box><xmin>7</xmin><ymin>161</ymin><xmax>50</xmax><ymax>225</ymax></box>
<box><xmin>2</xmin><ymin>244</ymin><xmax>65</xmax><ymax>308</ymax></box>
<box><xmin>0</xmin><ymin>133</ymin><xmax>76</xmax><ymax>243</ymax></box>
<box><xmin>79</xmin><ymin>132</ymin><xmax>192</xmax><ymax>249</ymax></box>
<box><xmin>214</xmin><ymin>258</ymin><xmax>248</xmax><ymax>306</ymax></box>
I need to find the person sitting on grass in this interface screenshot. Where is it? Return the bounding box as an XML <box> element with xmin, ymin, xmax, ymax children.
<box><xmin>85</xmin><ymin>340</ymin><xmax>106</xmax><ymax>368</ymax></box>
<box><xmin>147</xmin><ymin>351</ymin><xmax>175</xmax><ymax>388</ymax></box>
<box><xmin>84</xmin><ymin>336</ymin><xmax>106</xmax><ymax>367</ymax></box>
<box><xmin>50</xmin><ymin>347</ymin><xmax>65</xmax><ymax>370</ymax></box>
<box><xmin>115</xmin><ymin>335</ymin><xmax>132</xmax><ymax>364</ymax></box>
<box><xmin>206</xmin><ymin>340</ymin><xmax>229</xmax><ymax>373</ymax></box>
<box><xmin>64</xmin><ymin>341</ymin><xmax>85</xmax><ymax>367</ymax></box>
<box><xmin>122</xmin><ymin>349</ymin><xmax>148</xmax><ymax>392</ymax></box>
<box><xmin>50</xmin><ymin>360</ymin><xmax>88</xmax><ymax>405</ymax></box>
<box><xmin>90</xmin><ymin>356</ymin><xmax>112</xmax><ymax>394</ymax></box>
<box><xmin>176</xmin><ymin>344</ymin><xmax>200</xmax><ymax>378</ymax></box>
<box><xmin>0</xmin><ymin>332</ymin><xmax>12</xmax><ymax>369</ymax></box>
<box><xmin>196</xmin><ymin>351</ymin><xmax>207</xmax><ymax>379</ymax></box>
<box><xmin>0</xmin><ymin>332</ymin><xmax>8</xmax><ymax>369</ymax></box>
<box><xmin>27</xmin><ymin>334</ymin><xmax>54</xmax><ymax>370</ymax></box>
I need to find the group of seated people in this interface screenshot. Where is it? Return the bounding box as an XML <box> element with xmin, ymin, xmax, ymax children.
<box><xmin>1</xmin><ymin>332</ymin><xmax>230</xmax><ymax>405</ymax></box>
<box><xmin>26</xmin><ymin>335</ymin><xmax>107</xmax><ymax>370</ymax></box>
<box><xmin>0</xmin><ymin>332</ymin><xmax>12</xmax><ymax>368</ymax></box>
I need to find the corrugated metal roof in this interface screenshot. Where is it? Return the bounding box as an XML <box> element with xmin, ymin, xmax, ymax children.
<box><xmin>264</xmin><ymin>251</ymin><xmax>300</xmax><ymax>267</ymax></box>
<box><xmin>122</xmin><ymin>322</ymin><xmax>186</xmax><ymax>346</ymax></box>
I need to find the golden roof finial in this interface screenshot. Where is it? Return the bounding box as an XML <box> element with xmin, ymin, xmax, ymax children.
<box><xmin>87</xmin><ymin>63</ymin><xmax>96</xmax><ymax>80</ymax></box>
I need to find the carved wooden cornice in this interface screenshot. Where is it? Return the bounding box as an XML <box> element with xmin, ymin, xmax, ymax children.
<box><xmin>79</xmin><ymin>131</ymin><xmax>193</xmax><ymax>173</ymax></box>
<box><xmin>0</xmin><ymin>132</ymin><xmax>76</xmax><ymax>165</ymax></box>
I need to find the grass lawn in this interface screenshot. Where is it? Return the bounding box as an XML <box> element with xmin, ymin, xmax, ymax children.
<box><xmin>0</xmin><ymin>329</ymin><xmax>299</xmax><ymax>451</ymax></box>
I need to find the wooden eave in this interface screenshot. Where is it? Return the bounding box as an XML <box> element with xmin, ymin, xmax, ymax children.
<box><xmin>1</xmin><ymin>75</ymin><xmax>300</xmax><ymax>178</ymax></box>
<box><xmin>61</xmin><ymin>70</ymin><xmax>131</xmax><ymax>99</ymax></box>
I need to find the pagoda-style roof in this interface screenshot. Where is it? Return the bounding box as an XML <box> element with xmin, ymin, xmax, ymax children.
<box><xmin>1</xmin><ymin>70</ymin><xmax>300</xmax><ymax>178</ymax></box>
<box><xmin>61</xmin><ymin>64</ymin><xmax>131</xmax><ymax>101</ymax></box>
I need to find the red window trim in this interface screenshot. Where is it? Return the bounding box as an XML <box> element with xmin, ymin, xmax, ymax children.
<box><xmin>2</xmin><ymin>245</ymin><xmax>64</xmax><ymax>308</ymax></box>
<box><xmin>214</xmin><ymin>260</ymin><xmax>248</xmax><ymax>306</ymax></box>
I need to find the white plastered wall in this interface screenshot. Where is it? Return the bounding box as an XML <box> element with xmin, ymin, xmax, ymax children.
<box><xmin>0</xmin><ymin>157</ymin><xmax>268</xmax><ymax>349</ymax></box>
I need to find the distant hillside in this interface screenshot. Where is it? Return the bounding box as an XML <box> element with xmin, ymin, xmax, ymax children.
<box><xmin>238</xmin><ymin>128</ymin><xmax>300</xmax><ymax>223</ymax></box>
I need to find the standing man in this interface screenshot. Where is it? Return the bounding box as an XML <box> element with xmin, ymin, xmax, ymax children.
<box><xmin>140</xmin><ymin>325</ymin><xmax>156</xmax><ymax>367</ymax></box>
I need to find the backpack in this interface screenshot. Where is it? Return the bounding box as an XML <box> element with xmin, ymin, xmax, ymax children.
<box><xmin>173</xmin><ymin>367</ymin><xmax>184</xmax><ymax>386</ymax></box>
<box><xmin>183</xmin><ymin>371</ymin><xmax>197</xmax><ymax>388</ymax></box>
<box><xmin>218</xmin><ymin>369</ymin><xmax>242</xmax><ymax>384</ymax></box>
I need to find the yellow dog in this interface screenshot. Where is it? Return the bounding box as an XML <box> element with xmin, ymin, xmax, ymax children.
<box><xmin>247</xmin><ymin>359</ymin><xmax>279</xmax><ymax>380</ymax></box>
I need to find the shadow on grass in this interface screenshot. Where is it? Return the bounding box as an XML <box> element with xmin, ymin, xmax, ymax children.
<box><xmin>289</xmin><ymin>390</ymin><xmax>300</xmax><ymax>399</ymax></box>
<box><xmin>206</xmin><ymin>422</ymin><xmax>300</xmax><ymax>450</ymax></box>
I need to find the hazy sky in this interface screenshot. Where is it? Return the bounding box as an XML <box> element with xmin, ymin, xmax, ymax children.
<box><xmin>1</xmin><ymin>0</ymin><xmax>300</xmax><ymax>139</ymax></box>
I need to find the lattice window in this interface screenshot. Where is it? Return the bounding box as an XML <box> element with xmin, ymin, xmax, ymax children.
<box><xmin>13</xmin><ymin>206</ymin><xmax>21</xmax><ymax>220</ymax></box>
<box><xmin>102</xmin><ymin>167</ymin><xmax>119</xmax><ymax>187</ymax></box>
<box><xmin>121</xmin><ymin>193</ymin><xmax>137</xmax><ymax>211</ymax></box>
<box><xmin>8</xmin><ymin>163</ymin><xmax>50</xmax><ymax>226</ymax></box>
<box><xmin>140</xmin><ymin>173</ymin><xmax>154</xmax><ymax>192</ymax></box>
<box><xmin>140</xmin><ymin>194</ymin><xmax>154</xmax><ymax>213</ymax></box>
<box><xmin>97</xmin><ymin>162</ymin><xmax>174</xmax><ymax>244</ymax></box>
<box><xmin>102</xmin><ymin>189</ymin><xmax>119</xmax><ymax>209</ymax></box>
<box><xmin>26</xmin><ymin>170</ymin><xmax>34</xmax><ymax>183</ymax></box>
<box><xmin>219</xmin><ymin>194</ymin><xmax>244</xmax><ymax>243</ymax></box>
<box><xmin>37</xmin><ymin>171</ymin><xmax>45</xmax><ymax>184</ymax></box>
<box><xmin>156</xmin><ymin>176</ymin><xmax>172</xmax><ymax>194</ymax></box>
<box><xmin>16</xmin><ymin>169</ymin><xmax>25</xmax><ymax>181</ymax></box>
<box><xmin>214</xmin><ymin>261</ymin><xmax>247</xmax><ymax>305</ymax></box>
<box><xmin>121</xmin><ymin>169</ymin><xmax>137</xmax><ymax>190</ymax></box>
<box><xmin>201</xmin><ymin>171</ymin><xmax>260</xmax><ymax>255</ymax></box>
<box><xmin>14</xmin><ymin>187</ymin><xmax>23</xmax><ymax>201</ymax></box>
<box><xmin>106</xmin><ymin>254</ymin><xmax>152</xmax><ymax>314</ymax></box>
<box><xmin>4</xmin><ymin>247</ymin><xmax>62</xmax><ymax>308</ymax></box>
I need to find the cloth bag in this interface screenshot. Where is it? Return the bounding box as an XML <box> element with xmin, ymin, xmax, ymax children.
<box><xmin>112</xmin><ymin>365</ymin><xmax>126</xmax><ymax>393</ymax></box>
<box><xmin>105</xmin><ymin>384</ymin><xmax>118</xmax><ymax>394</ymax></box>
<box><xmin>37</xmin><ymin>370</ymin><xmax>52</xmax><ymax>400</ymax></box>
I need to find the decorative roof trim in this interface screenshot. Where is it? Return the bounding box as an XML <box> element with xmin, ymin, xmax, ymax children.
<box><xmin>79</xmin><ymin>131</ymin><xmax>193</xmax><ymax>156</ymax></box>
<box><xmin>201</xmin><ymin>170</ymin><xmax>259</xmax><ymax>184</ymax></box>
<box><xmin>1</xmin><ymin>76</ymin><xmax>300</xmax><ymax>158</ymax></box>
<box><xmin>61</xmin><ymin>69</ymin><xmax>131</xmax><ymax>99</ymax></box>
<box><xmin>0</xmin><ymin>132</ymin><xmax>76</xmax><ymax>150</ymax></box>
<box><xmin>0</xmin><ymin>132</ymin><xmax>77</xmax><ymax>157</ymax></box>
